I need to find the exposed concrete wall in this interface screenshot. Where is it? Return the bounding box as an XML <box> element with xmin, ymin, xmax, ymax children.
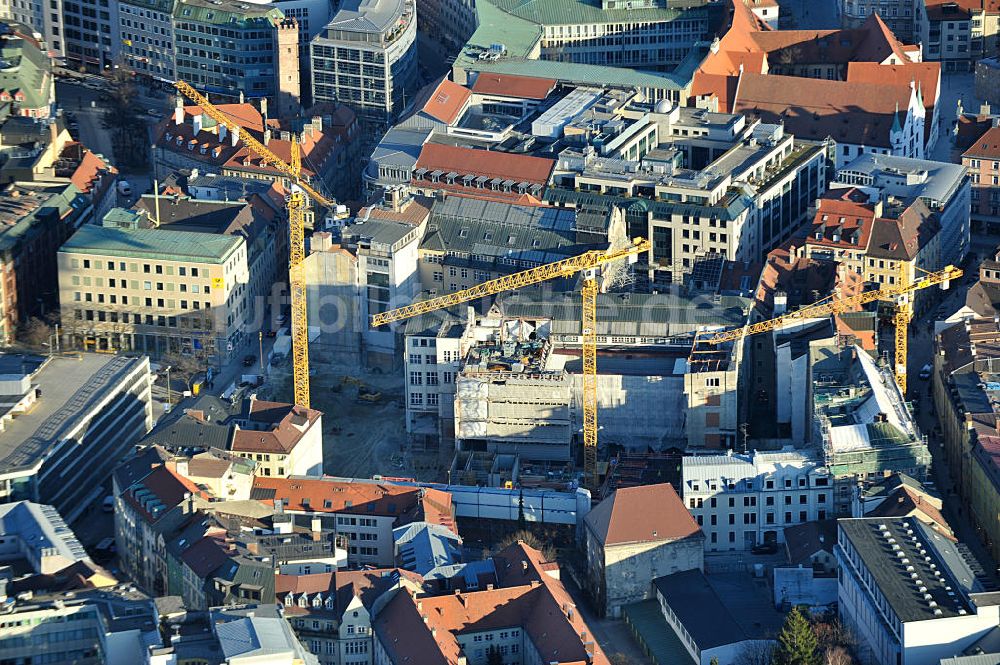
<box><xmin>589</xmin><ymin>532</ymin><xmax>705</xmax><ymax>618</ymax></box>
<box><xmin>305</xmin><ymin>248</ymin><xmax>362</xmax><ymax>370</ymax></box>
<box><xmin>569</xmin><ymin>373</ymin><xmax>686</xmax><ymax>450</ymax></box>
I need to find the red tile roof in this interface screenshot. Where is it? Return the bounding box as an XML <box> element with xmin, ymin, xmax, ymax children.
<box><xmin>67</xmin><ymin>147</ymin><xmax>114</xmax><ymax>193</ymax></box>
<box><xmin>180</xmin><ymin>532</ymin><xmax>230</xmax><ymax>578</ymax></box>
<box><xmin>584</xmin><ymin>483</ymin><xmax>700</xmax><ymax>547</ymax></box>
<box><xmin>470</xmin><ymin>73</ymin><xmax>557</xmax><ymax>100</ymax></box>
<box><xmin>252</xmin><ymin>477</ymin><xmax>423</xmax><ymax>518</ymax></box>
<box><xmin>375</xmin><ymin>542</ymin><xmax>609</xmax><ymax>665</ymax></box>
<box><xmin>847</xmin><ymin>62</ymin><xmax>941</xmax><ymax>107</ymax></box>
<box><xmin>123</xmin><ymin>465</ymin><xmax>203</xmax><ymax>524</ymax></box>
<box><xmin>230</xmin><ymin>401</ymin><xmax>321</xmax><ymax>455</ymax></box>
<box><xmin>963</xmin><ymin>125</ymin><xmax>1000</xmax><ymax>159</ymax></box>
<box><xmin>421</xmin><ymin>79</ymin><xmax>471</xmax><ymax>125</ymax></box>
<box><xmin>734</xmin><ymin>73</ymin><xmax>912</xmax><ymax>148</ymax></box>
<box><xmin>414</xmin><ymin>143</ymin><xmax>554</xmax><ymax>185</ymax></box>
<box><xmin>808</xmin><ymin>197</ymin><xmax>878</xmax><ymax>250</ymax></box>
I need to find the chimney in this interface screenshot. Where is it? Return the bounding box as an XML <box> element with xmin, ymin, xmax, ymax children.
<box><xmin>982</xmin><ymin>102</ymin><xmax>992</xmax><ymax>117</ymax></box>
<box><xmin>260</xmin><ymin>97</ymin><xmax>268</xmax><ymax>120</ymax></box>
<box><xmin>174</xmin><ymin>95</ymin><xmax>184</xmax><ymax>125</ymax></box>
<box><xmin>218</xmin><ymin>123</ymin><xmax>227</xmax><ymax>143</ymax></box>
<box><xmin>239</xmin><ymin>90</ymin><xmax>245</xmax><ymax>104</ymax></box>
<box><xmin>263</xmin><ymin>130</ymin><xmax>271</xmax><ymax>146</ymax></box>
<box><xmin>230</xmin><ymin>125</ymin><xmax>239</xmax><ymax>147</ymax></box>
<box><xmin>175</xmin><ymin>458</ymin><xmax>189</xmax><ymax>477</ymax></box>
<box><xmin>193</xmin><ymin>113</ymin><xmax>203</xmax><ymax>134</ymax></box>
<box><xmin>312</xmin><ymin>231</ymin><xmax>333</xmax><ymax>253</ymax></box>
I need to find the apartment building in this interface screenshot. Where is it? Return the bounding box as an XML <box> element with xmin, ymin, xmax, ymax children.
<box><xmin>932</xmin><ymin>318</ymin><xmax>1000</xmax><ymax>563</ymax></box>
<box><xmin>60</xmin><ymin>0</ymin><xmax>120</xmax><ymax>71</ymax></box>
<box><xmin>837</xmin><ymin>518</ymin><xmax>1000</xmax><ymax>665</ymax></box>
<box><xmin>310</xmin><ymin>0</ymin><xmax>418</xmax><ymax>139</ymax></box>
<box><xmin>795</xmin><ymin>188</ymin><xmax>944</xmax><ymax>315</ymax></box>
<box><xmin>173</xmin><ymin>0</ymin><xmax>299</xmax><ymax>111</ymax></box>
<box><xmin>961</xmin><ymin>125</ymin><xmax>1000</xmax><ymax>232</ymax></box>
<box><xmin>251</xmin><ymin>476</ymin><xmax>455</xmax><ymax>568</ymax></box>
<box><xmin>153</xmin><ymin>99</ymin><xmax>360</xmax><ymax>205</ymax></box>
<box><xmin>584</xmin><ymin>483</ymin><xmax>703</xmax><ymax>618</ymax></box>
<box><xmin>916</xmin><ymin>0</ymin><xmax>1000</xmax><ymax>72</ymax></box>
<box><xmin>0</xmin><ymin>182</ymin><xmax>91</xmax><ymax>345</ymax></box>
<box><xmin>841</xmin><ymin>0</ymin><xmax>917</xmax><ymax>42</ymax></box>
<box><xmin>57</xmin><ymin>223</ymin><xmax>250</xmax><ymax>363</ymax></box>
<box><xmin>832</xmin><ymin>152</ymin><xmax>970</xmax><ymax>269</ymax></box>
<box><xmin>682</xmin><ymin>450</ymin><xmax>832</xmax><ymax>551</ymax></box>
<box><xmin>142</xmin><ymin>394</ymin><xmax>323</xmax><ymax>477</ymax></box>
<box><xmin>0</xmin><ymin>353</ymin><xmax>151</xmax><ymax>522</ymax></box>
<box><xmin>278</xmin><ymin>568</ymin><xmax>423</xmax><ymax>665</ymax></box>
<box><xmin>118</xmin><ymin>0</ymin><xmax>175</xmax><ymax>83</ymax></box>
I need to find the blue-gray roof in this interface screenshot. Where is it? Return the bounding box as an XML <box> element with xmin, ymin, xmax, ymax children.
<box><xmin>653</xmin><ymin>569</ymin><xmax>747</xmax><ymax>649</ymax></box>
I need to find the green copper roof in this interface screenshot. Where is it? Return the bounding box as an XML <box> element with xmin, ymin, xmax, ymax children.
<box><xmin>492</xmin><ymin>0</ymin><xmax>714</xmax><ymax>27</ymax></box>
<box><xmin>0</xmin><ymin>26</ymin><xmax>53</xmax><ymax>111</ymax></box>
<box><xmin>61</xmin><ymin>224</ymin><xmax>242</xmax><ymax>264</ymax></box>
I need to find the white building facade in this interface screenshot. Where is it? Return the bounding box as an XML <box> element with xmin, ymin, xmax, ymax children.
<box><xmin>682</xmin><ymin>449</ymin><xmax>833</xmax><ymax>551</ymax></box>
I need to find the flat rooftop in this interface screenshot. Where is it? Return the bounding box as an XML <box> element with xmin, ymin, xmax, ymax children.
<box><xmin>0</xmin><ymin>354</ymin><xmax>147</xmax><ymax>474</ymax></box>
<box><xmin>839</xmin><ymin>518</ymin><xmax>977</xmax><ymax>623</ymax></box>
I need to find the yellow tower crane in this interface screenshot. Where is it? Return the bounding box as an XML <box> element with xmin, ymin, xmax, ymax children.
<box><xmin>705</xmin><ymin>264</ymin><xmax>963</xmax><ymax>392</ymax></box>
<box><xmin>174</xmin><ymin>80</ymin><xmax>333</xmax><ymax>408</ymax></box>
<box><xmin>370</xmin><ymin>238</ymin><xmax>652</xmax><ymax>487</ymax></box>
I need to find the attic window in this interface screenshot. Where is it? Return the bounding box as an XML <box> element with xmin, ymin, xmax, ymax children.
<box><xmin>532</xmin><ymin>238</ymin><xmax>541</xmax><ymax>248</ymax></box>
<box><xmin>483</xmin><ymin>232</ymin><xmax>493</xmax><ymax>241</ymax></box>
<box><xmin>324</xmin><ymin>500</ymin><xmax>332</xmax><ymax>508</ymax></box>
<box><xmin>344</xmin><ymin>500</ymin><xmax>352</xmax><ymax>508</ymax></box>
<box><xmin>508</xmin><ymin>235</ymin><xmax>516</xmax><ymax>244</ymax></box>
<box><xmin>459</xmin><ymin>228</ymin><xmax>469</xmax><ymax>238</ymax></box>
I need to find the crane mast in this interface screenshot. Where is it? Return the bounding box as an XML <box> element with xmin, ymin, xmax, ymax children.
<box><xmin>705</xmin><ymin>264</ymin><xmax>962</xmax><ymax>391</ymax></box>
<box><xmin>173</xmin><ymin>80</ymin><xmax>322</xmax><ymax>407</ymax></box>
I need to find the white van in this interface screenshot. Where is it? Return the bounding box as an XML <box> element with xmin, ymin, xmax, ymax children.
<box><xmin>102</xmin><ymin>495</ymin><xmax>115</xmax><ymax>513</ymax></box>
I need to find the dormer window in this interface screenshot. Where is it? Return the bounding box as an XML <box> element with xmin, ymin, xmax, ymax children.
<box><xmin>312</xmin><ymin>595</ymin><xmax>323</xmax><ymax>608</ymax></box>
<box><xmin>325</xmin><ymin>597</ymin><xmax>334</xmax><ymax>610</ymax></box>
<box><xmin>284</xmin><ymin>595</ymin><xmax>293</xmax><ymax>606</ymax></box>
<box><xmin>298</xmin><ymin>595</ymin><xmax>308</xmax><ymax>608</ymax></box>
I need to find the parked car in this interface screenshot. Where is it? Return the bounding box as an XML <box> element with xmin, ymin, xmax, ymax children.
<box><xmin>751</xmin><ymin>542</ymin><xmax>779</xmax><ymax>555</ymax></box>
<box><xmin>242</xmin><ymin>354</ymin><xmax>256</xmax><ymax>367</ymax></box>
<box><xmin>101</xmin><ymin>495</ymin><xmax>115</xmax><ymax>513</ymax></box>
<box><xmin>919</xmin><ymin>364</ymin><xmax>932</xmax><ymax>380</ymax></box>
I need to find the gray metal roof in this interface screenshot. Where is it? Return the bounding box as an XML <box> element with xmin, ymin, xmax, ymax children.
<box><xmin>0</xmin><ymin>501</ymin><xmax>89</xmax><ymax>566</ymax></box>
<box><xmin>0</xmin><ymin>354</ymin><xmax>147</xmax><ymax>473</ymax></box>
<box><xmin>838</xmin><ymin>518</ymin><xmax>979</xmax><ymax>623</ymax></box>
<box><xmin>653</xmin><ymin>569</ymin><xmax>747</xmax><ymax>649</ymax></box>
<box><xmin>498</xmin><ymin>290</ymin><xmax>751</xmax><ymax>336</ymax></box>
<box><xmin>324</xmin><ymin>0</ymin><xmax>408</xmax><ymax>35</ymax></box>
<box><xmin>835</xmin><ymin>153</ymin><xmax>968</xmax><ymax>207</ymax></box>
<box><xmin>424</xmin><ymin>196</ymin><xmax>596</xmax><ymax>264</ymax></box>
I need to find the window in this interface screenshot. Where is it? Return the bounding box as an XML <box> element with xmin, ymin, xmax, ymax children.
<box><xmin>409</xmin><ymin>371</ymin><xmax>422</xmax><ymax>385</ymax></box>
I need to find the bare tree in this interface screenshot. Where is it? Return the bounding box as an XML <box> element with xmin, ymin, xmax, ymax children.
<box><xmin>492</xmin><ymin>529</ymin><xmax>557</xmax><ymax>562</ymax></box>
<box><xmin>161</xmin><ymin>352</ymin><xmax>203</xmax><ymax>390</ymax></box>
<box><xmin>823</xmin><ymin>646</ymin><xmax>854</xmax><ymax>665</ymax></box>
<box><xmin>19</xmin><ymin>317</ymin><xmax>52</xmax><ymax>349</ymax></box>
<box><xmin>734</xmin><ymin>640</ymin><xmax>777</xmax><ymax>665</ymax></box>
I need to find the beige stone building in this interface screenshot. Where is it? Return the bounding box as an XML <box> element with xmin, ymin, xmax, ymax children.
<box><xmin>584</xmin><ymin>483</ymin><xmax>704</xmax><ymax>618</ymax></box>
<box><xmin>57</xmin><ymin>224</ymin><xmax>251</xmax><ymax>363</ymax></box>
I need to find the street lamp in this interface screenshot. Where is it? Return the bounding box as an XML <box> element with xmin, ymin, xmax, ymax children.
<box><xmin>163</xmin><ymin>365</ymin><xmax>172</xmax><ymax>408</ymax></box>
<box><xmin>259</xmin><ymin>331</ymin><xmax>264</xmax><ymax>372</ymax></box>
